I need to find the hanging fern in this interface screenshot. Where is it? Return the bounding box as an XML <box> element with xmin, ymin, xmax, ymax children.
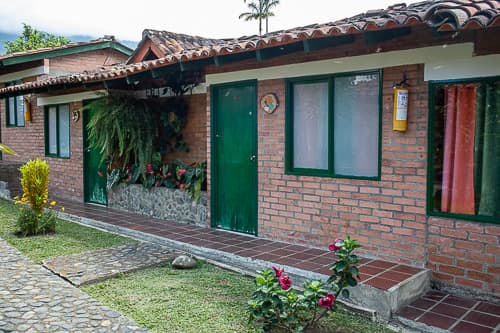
<box><xmin>85</xmin><ymin>94</ymin><xmax>155</xmax><ymax>174</ymax></box>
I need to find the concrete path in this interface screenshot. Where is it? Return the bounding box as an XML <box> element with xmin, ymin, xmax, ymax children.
<box><xmin>43</xmin><ymin>242</ymin><xmax>179</xmax><ymax>286</ymax></box>
<box><xmin>0</xmin><ymin>238</ymin><xmax>148</xmax><ymax>333</ymax></box>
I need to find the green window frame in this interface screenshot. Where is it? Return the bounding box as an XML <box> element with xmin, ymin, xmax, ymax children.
<box><xmin>285</xmin><ymin>69</ymin><xmax>382</xmax><ymax>180</ymax></box>
<box><xmin>5</xmin><ymin>92</ymin><xmax>25</xmax><ymax>127</ymax></box>
<box><xmin>44</xmin><ymin>104</ymin><xmax>71</xmax><ymax>158</ymax></box>
<box><xmin>427</xmin><ymin>76</ymin><xmax>500</xmax><ymax>224</ymax></box>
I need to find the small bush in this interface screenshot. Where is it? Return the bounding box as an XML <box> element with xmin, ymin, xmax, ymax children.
<box><xmin>16</xmin><ymin>159</ymin><xmax>61</xmax><ymax>236</ymax></box>
<box><xmin>19</xmin><ymin>159</ymin><xmax>49</xmax><ymax>215</ymax></box>
<box><xmin>248</xmin><ymin>236</ymin><xmax>361</xmax><ymax>332</ymax></box>
<box><xmin>17</xmin><ymin>206</ymin><xmax>57</xmax><ymax>236</ymax></box>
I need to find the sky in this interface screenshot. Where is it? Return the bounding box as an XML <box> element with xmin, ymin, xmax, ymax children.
<box><xmin>0</xmin><ymin>0</ymin><xmax>402</xmax><ymax>41</ymax></box>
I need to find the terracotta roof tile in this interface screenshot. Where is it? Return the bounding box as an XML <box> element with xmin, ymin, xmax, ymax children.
<box><xmin>1</xmin><ymin>0</ymin><xmax>499</xmax><ymax>95</ymax></box>
<box><xmin>142</xmin><ymin>29</ymin><xmax>224</xmax><ymax>56</ymax></box>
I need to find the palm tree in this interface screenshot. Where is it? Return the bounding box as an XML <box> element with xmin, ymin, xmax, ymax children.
<box><xmin>263</xmin><ymin>0</ymin><xmax>280</xmax><ymax>34</ymax></box>
<box><xmin>239</xmin><ymin>0</ymin><xmax>280</xmax><ymax>35</ymax></box>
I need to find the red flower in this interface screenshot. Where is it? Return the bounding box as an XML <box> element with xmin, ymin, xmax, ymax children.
<box><xmin>177</xmin><ymin>169</ymin><xmax>186</xmax><ymax>176</ymax></box>
<box><xmin>146</xmin><ymin>162</ymin><xmax>154</xmax><ymax>175</ymax></box>
<box><xmin>167</xmin><ymin>172</ymin><xmax>172</xmax><ymax>177</ymax></box>
<box><xmin>279</xmin><ymin>274</ymin><xmax>292</xmax><ymax>290</ymax></box>
<box><xmin>328</xmin><ymin>238</ymin><xmax>344</xmax><ymax>252</ymax></box>
<box><xmin>154</xmin><ymin>181</ymin><xmax>160</xmax><ymax>187</ymax></box>
<box><xmin>272</xmin><ymin>266</ymin><xmax>284</xmax><ymax>278</ymax></box>
<box><xmin>319</xmin><ymin>294</ymin><xmax>336</xmax><ymax>309</ymax></box>
<box><xmin>179</xmin><ymin>184</ymin><xmax>186</xmax><ymax>190</ymax></box>
<box><xmin>98</xmin><ymin>171</ymin><xmax>103</xmax><ymax>177</ymax></box>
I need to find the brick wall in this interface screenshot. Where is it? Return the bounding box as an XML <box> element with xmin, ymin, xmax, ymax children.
<box><xmin>254</xmin><ymin>65</ymin><xmax>428</xmax><ymax>266</ymax></box>
<box><xmin>48</xmin><ymin>48</ymin><xmax>128</xmax><ymax>76</ymax></box>
<box><xmin>428</xmin><ymin>218</ymin><xmax>500</xmax><ymax>294</ymax></box>
<box><xmin>0</xmin><ymin>97</ymin><xmax>84</xmax><ymax>201</ymax></box>
<box><xmin>163</xmin><ymin>93</ymin><xmax>207</xmax><ymax>165</ymax></box>
<box><xmin>204</xmin><ymin>27</ymin><xmax>500</xmax><ymax>294</ymax></box>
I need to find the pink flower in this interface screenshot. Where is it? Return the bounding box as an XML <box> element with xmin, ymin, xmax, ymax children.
<box><xmin>98</xmin><ymin>171</ymin><xmax>103</xmax><ymax>177</ymax></box>
<box><xmin>279</xmin><ymin>274</ymin><xmax>292</xmax><ymax>290</ymax></box>
<box><xmin>319</xmin><ymin>294</ymin><xmax>336</xmax><ymax>309</ymax></box>
<box><xmin>272</xmin><ymin>266</ymin><xmax>284</xmax><ymax>278</ymax></box>
<box><xmin>328</xmin><ymin>238</ymin><xmax>344</xmax><ymax>252</ymax></box>
<box><xmin>154</xmin><ymin>181</ymin><xmax>160</xmax><ymax>187</ymax></box>
<box><xmin>177</xmin><ymin>169</ymin><xmax>186</xmax><ymax>176</ymax></box>
<box><xmin>167</xmin><ymin>172</ymin><xmax>172</xmax><ymax>177</ymax></box>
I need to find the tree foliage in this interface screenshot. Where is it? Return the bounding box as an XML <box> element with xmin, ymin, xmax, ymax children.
<box><xmin>239</xmin><ymin>0</ymin><xmax>280</xmax><ymax>35</ymax></box>
<box><xmin>4</xmin><ymin>23</ymin><xmax>70</xmax><ymax>54</ymax></box>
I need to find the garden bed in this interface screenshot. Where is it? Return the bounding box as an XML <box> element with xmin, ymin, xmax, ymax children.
<box><xmin>108</xmin><ymin>184</ymin><xmax>208</xmax><ymax>227</ymax></box>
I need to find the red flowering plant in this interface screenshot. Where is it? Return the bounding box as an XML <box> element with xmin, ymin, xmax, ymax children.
<box><xmin>248</xmin><ymin>236</ymin><xmax>361</xmax><ymax>332</ymax></box>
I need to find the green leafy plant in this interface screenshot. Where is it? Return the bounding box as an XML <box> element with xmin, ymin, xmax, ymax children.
<box><xmin>248</xmin><ymin>236</ymin><xmax>361</xmax><ymax>332</ymax></box>
<box><xmin>85</xmin><ymin>94</ymin><xmax>155</xmax><ymax>175</ymax></box>
<box><xmin>15</xmin><ymin>159</ymin><xmax>63</xmax><ymax>236</ymax></box>
<box><xmin>18</xmin><ymin>159</ymin><xmax>49</xmax><ymax>215</ymax></box>
<box><xmin>16</xmin><ymin>204</ymin><xmax>57</xmax><ymax>236</ymax></box>
<box><xmin>171</xmin><ymin>160</ymin><xmax>207</xmax><ymax>203</ymax></box>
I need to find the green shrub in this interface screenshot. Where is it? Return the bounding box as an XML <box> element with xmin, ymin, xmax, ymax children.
<box><xmin>17</xmin><ymin>206</ymin><xmax>57</xmax><ymax>236</ymax></box>
<box><xmin>19</xmin><ymin>159</ymin><xmax>49</xmax><ymax>215</ymax></box>
<box><xmin>248</xmin><ymin>236</ymin><xmax>361</xmax><ymax>332</ymax></box>
<box><xmin>16</xmin><ymin>159</ymin><xmax>60</xmax><ymax>236</ymax></box>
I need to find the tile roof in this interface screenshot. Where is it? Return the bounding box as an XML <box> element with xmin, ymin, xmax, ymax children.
<box><xmin>0</xmin><ymin>36</ymin><xmax>132</xmax><ymax>62</ymax></box>
<box><xmin>1</xmin><ymin>0</ymin><xmax>499</xmax><ymax>95</ymax></box>
<box><xmin>142</xmin><ymin>29</ymin><xmax>223</xmax><ymax>56</ymax></box>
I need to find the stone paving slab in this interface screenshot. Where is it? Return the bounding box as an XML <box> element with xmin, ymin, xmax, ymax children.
<box><xmin>0</xmin><ymin>238</ymin><xmax>148</xmax><ymax>333</ymax></box>
<box><xmin>43</xmin><ymin>242</ymin><xmax>179</xmax><ymax>286</ymax></box>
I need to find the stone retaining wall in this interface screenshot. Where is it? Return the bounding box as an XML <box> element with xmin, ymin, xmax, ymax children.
<box><xmin>108</xmin><ymin>184</ymin><xmax>208</xmax><ymax>227</ymax></box>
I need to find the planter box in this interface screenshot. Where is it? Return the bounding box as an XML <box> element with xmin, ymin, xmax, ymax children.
<box><xmin>108</xmin><ymin>184</ymin><xmax>208</xmax><ymax>227</ymax></box>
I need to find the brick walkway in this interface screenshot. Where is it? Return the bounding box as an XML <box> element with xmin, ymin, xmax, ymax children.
<box><xmin>397</xmin><ymin>290</ymin><xmax>500</xmax><ymax>332</ymax></box>
<box><xmin>57</xmin><ymin>199</ymin><xmax>424</xmax><ymax>292</ymax></box>
<box><xmin>0</xmin><ymin>238</ymin><xmax>148</xmax><ymax>333</ymax></box>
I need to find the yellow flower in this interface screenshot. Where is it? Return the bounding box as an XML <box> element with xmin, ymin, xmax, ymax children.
<box><xmin>60</xmin><ymin>207</ymin><xmax>65</xmax><ymax>212</ymax></box>
<box><xmin>50</xmin><ymin>200</ymin><xmax>57</xmax><ymax>207</ymax></box>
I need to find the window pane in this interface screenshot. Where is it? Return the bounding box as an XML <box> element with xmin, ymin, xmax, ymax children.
<box><xmin>334</xmin><ymin>74</ymin><xmax>379</xmax><ymax>177</ymax></box>
<box><xmin>58</xmin><ymin>105</ymin><xmax>70</xmax><ymax>157</ymax></box>
<box><xmin>8</xmin><ymin>97</ymin><xmax>16</xmax><ymax>125</ymax></box>
<box><xmin>48</xmin><ymin>107</ymin><xmax>58</xmax><ymax>155</ymax></box>
<box><xmin>432</xmin><ymin>81</ymin><xmax>500</xmax><ymax>219</ymax></box>
<box><xmin>292</xmin><ymin>82</ymin><xmax>329</xmax><ymax>169</ymax></box>
<box><xmin>16</xmin><ymin>96</ymin><xmax>24</xmax><ymax>126</ymax></box>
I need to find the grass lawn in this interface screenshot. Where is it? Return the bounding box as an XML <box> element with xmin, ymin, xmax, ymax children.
<box><xmin>83</xmin><ymin>263</ymin><xmax>394</xmax><ymax>333</ymax></box>
<box><xmin>0</xmin><ymin>199</ymin><xmax>133</xmax><ymax>263</ymax></box>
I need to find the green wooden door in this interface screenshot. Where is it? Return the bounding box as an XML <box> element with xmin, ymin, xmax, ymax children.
<box><xmin>83</xmin><ymin>100</ymin><xmax>107</xmax><ymax>205</ymax></box>
<box><xmin>212</xmin><ymin>81</ymin><xmax>257</xmax><ymax>235</ymax></box>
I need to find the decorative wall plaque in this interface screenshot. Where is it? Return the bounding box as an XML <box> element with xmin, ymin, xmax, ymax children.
<box><xmin>260</xmin><ymin>93</ymin><xmax>279</xmax><ymax>114</ymax></box>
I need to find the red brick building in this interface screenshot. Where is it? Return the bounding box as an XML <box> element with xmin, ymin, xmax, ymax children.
<box><xmin>1</xmin><ymin>1</ymin><xmax>499</xmax><ymax>297</ymax></box>
<box><xmin>0</xmin><ymin>37</ymin><xmax>132</xmax><ymax>199</ymax></box>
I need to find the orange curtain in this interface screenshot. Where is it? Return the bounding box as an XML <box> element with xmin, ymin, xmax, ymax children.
<box><xmin>441</xmin><ymin>85</ymin><xmax>477</xmax><ymax>214</ymax></box>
